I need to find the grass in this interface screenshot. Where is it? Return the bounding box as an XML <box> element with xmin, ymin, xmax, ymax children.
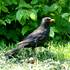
<box><xmin>0</xmin><ymin>40</ymin><xmax>70</xmax><ymax>60</ymax></box>
<box><xmin>48</xmin><ymin>41</ymin><xmax>70</xmax><ymax>60</ymax></box>
<box><xmin>0</xmin><ymin>40</ymin><xmax>70</xmax><ymax>70</ymax></box>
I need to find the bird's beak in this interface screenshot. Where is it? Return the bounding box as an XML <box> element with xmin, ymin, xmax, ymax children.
<box><xmin>50</xmin><ymin>19</ymin><xmax>55</xmax><ymax>23</ymax></box>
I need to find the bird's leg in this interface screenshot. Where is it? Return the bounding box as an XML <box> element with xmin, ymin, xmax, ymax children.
<box><xmin>31</xmin><ymin>47</ymin><xmax>35</xmax><ymax>58</ymax></box>
<box><xmin>30</xmin><ymin>39</ymin><xmax>37</xmax><ymax>57</ymax></box>
<box><xmin>31</xmin><ymin>44</ymin><xmax>37</xmax><ymax>58</ymax></box>
<box><xmin>35</xmin><ymin>43</ymin><xmax>37</xmax><ymax>47</ymax></box>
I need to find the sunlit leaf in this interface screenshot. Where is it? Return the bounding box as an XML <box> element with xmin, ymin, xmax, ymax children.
<box><xmin>5</xmin><ymin>18</ymin><xmax>11</xmax><ymax>24</ymax></box>
<box><xmin>61</xmin><ymin>13</ymin><xmax>70</xmax><ymax>20</ymax></box>
<box><xmin>30</xmin><ymin>10</ymin><xmax>37</xmax><ymax>21</ymax></box>
<box><xmin>50</xmin><ymin>27</ymin><xmax>55</xmax><ymax>38</ymax></box>
<box><xmin>16</xmin><ymin>9</ymin><xmax>29</xmax><ymax>25</ymax></box>
<box><xmin>31</xmin><ymin>0</ymin><xmax>38</xmax><ymax>4</ymax></box>
<box><xmin>49</xmin><ymin>3</ymin><xmax>58</xmax><ymax>12</ymax></box>
<box><xmin>16</xmin><ymin>9</ymin><xmax>24</xmax><ymax>21</ymax></box>
<box><xmin>69</xmin><ymin>17</ymin><xmax>70</xmax><ymax>22</ymax></box>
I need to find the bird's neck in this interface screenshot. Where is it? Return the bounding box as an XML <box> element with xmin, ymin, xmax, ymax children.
<box><xmin>41</xmin><ymin>22</ymin><xmax>49</xmax><ymax>28</ymax></box>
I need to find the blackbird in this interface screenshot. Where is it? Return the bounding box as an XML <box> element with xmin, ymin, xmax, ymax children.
<box><xmin>5</xmin><ymin>17</ymin><xmax>54</xmax><ymax>58</ymax></box>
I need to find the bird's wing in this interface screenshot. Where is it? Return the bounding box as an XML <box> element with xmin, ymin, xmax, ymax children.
<box><xmin>17</xmin><ymin>26</ymin><xmax>47</xmax><ymax>45</ymax></box>
<box><xmin>25</xmin><ymin>29</ymin><xmax>47</xmax><ymax>43</ymax></box>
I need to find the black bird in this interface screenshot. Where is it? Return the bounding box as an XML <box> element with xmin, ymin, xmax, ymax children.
<box><xmin>5</xmin><ymin>17</ymin><xmax>54</xmax><ymax>58</ymax></box>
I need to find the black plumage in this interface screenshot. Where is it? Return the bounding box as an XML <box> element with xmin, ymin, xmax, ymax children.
<box><xmin>5</xmin><ymin>17</ymin><xmax>54</xmax><ymax>58</ymax></box>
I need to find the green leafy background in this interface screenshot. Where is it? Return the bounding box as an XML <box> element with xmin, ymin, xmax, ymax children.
<box><xmin>0</xmin><ymin>0</ymin><xmax>70</xmax><ymax>44</ymax></box>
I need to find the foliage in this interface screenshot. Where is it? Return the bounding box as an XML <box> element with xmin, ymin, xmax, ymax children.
<box><xmin>0</xmin><ymin>0</ymin><xmax>70</xmax><ymax>43</ymax></box>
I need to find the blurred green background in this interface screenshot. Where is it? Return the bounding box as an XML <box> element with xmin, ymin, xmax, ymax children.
<box><xmin>0</xmin><ymin>0</ymin><xmax>70</xmax><ymax>44</ymax></box>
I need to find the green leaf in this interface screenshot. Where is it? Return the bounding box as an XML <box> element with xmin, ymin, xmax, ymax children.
<box><xmin>4</xmin><ymin>0</ymin><xmax>17</xmax><ymax>5</ymax></box>
<box><xmin>49</xmin><ymin>3</ymin><xmax>58</xmax><ymax>12</ymax></box>
<box><xmin>42</xmin><ymin>5</ymin><xmax>49</xmax><ymax>15</ymax></box>
<box><xmin>61</xmin><ymin>13</ymin><xmax>70</xmax><ymax>20</ymax></box>
<box><xmin>69</xmin><ymin>17</ymin><xmax>70</xmax><ymax>22</ymax></box>
<box><xmin>31</xmin><ymin>0</ymin><xmax>38</xmax><ymax>4</ymax></box>
<box><xmin>11</xmin><ymin>0</ymin><xmax>17</xmax><ymax>5</ymax></box>
<box><xmin>18</xmin><ymin>1</ymin><xmax>32</xmax><ymax>9</ymax></box>
<box><xmin>5</xmin><ymin>18</ymin><xmax>11</xmax><ymax>24</ymax></box>
<box><xmin>16</xmin><ymin>9</ymin><xmax>29</xmax><ymax>24</ymax></box>
<box><xmin>16</xmin><ymin>9</ymin><xmax>24</xmax><ymax>22</ymax></box>
<box><xmin>50</xmin><ymin>27</ymin><xmax>55</xmax><ymax>38</ymax></box>
<box><xmin>2</xmin><ymin>6</ymin><xmax>9</xmax><ymax>13</ymax></box>
<box><xmin>30</xmin><ymin>21</ymin><xmax>38</xmax><ymax>28</ymax></box>
<box><xmin>30</xmin><ymin>10</ymin><xmax>37</xmax><ymax>21</ymax></box>
<box><xmin>57</xmin><ymin>6</ymin><xmax>62</xmax><ymax>14</ymax></box>
<box><xmin>51</xmin><ymin>27</ymin><xmax>59</xmax><ymax>33</ymax></box>
<box><xmin>5</xmin><ymin>13</ymin><xmax>16</xmax><ymax>24</ymax></box>
<box><xmin>0</xmin><ymin>19</ymin><xmax>6</xmax><ymax>25</ymax></box>
<box><xmin>21</xmin><ymin>26</ymin><xmax>30</xmax><ymax>36</ymax></box>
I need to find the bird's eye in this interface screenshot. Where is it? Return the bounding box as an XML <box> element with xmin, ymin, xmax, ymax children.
<box><xmin>47</xmin><ymin>18</ymin><xmax>51</xmax><ymax>20</ymax></box>
<box><xmin>46</xmin><ymin>19</ymin><xmax>51</xmax><ymax>22</ymax></box>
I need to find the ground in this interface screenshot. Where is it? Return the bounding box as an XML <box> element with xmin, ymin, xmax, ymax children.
<box><xmin>0</xmin><ymin>41</ymin><xmax>70</xmax><ymax>70</ymax></box>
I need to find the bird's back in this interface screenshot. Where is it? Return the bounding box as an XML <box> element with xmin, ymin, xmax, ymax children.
<box><xmin>18</xmin><ymin>25</ymin><xmax>50</xmax><ymax>47</ymax></box>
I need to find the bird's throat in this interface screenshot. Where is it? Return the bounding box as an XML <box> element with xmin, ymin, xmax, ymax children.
<box><xmin>41</xmin><ymin>22</ymin><xmax>49</xmax><ymax>28</ymax></box>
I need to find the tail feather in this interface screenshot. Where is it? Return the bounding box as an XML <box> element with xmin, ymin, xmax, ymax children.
<box><xmin>5</xmin><ymin>43</ymin><xmax>29</xmax><ymax>59</ymax></box>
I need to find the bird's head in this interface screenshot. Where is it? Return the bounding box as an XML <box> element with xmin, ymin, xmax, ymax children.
<box><xmin>42</xmin><ymin>17</ymin><xmax>55</xmax><ymax>24</ymax></box>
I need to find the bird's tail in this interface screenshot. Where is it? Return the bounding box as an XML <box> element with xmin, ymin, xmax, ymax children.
<box><xmin>5</xmin><ymin>42</ymin><xmax>28</xmax><ymax>59</ymax></box>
